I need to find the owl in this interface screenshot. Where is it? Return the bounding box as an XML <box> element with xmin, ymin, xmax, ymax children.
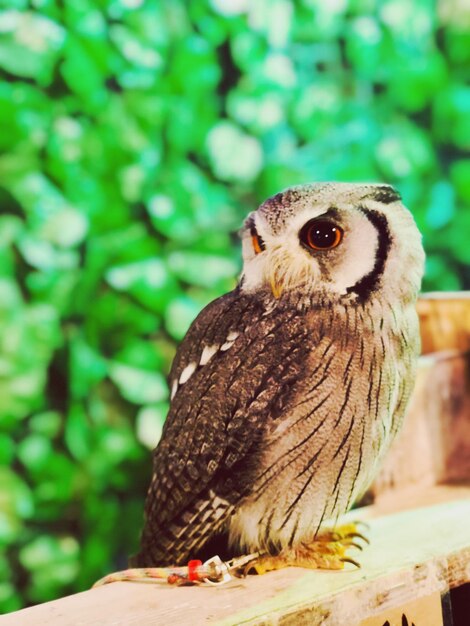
<box><xmin>132</xmin><ymin>182</ymin><xmax>424</xmax><ymax>572</ymax></box>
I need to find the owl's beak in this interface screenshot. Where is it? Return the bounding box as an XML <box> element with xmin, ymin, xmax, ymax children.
<box><xmin>267</xmin><ymin>263</ymin><xmax>284</xmax><ymax>300</ymax></box>
<box><xmin>269</xmin><ymin>275</ymin><xmax>283</xmax><ymax>298</ymax></box>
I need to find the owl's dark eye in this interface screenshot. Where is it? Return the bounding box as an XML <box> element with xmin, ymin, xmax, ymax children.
<box><xmin>251</xmin><ymin>227</ymin><xmax>265</xmax><ymax>255</ymax></box>
<box><xmin>299</xmin><ymin>220</ymin><xmax>343</xmax><ymax>251</ymax></box>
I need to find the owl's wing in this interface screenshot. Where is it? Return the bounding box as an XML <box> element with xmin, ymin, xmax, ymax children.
<box><xmin>134</xmin><ymin>288</ymin><xmax>311</xmax><ymax>566</ymax></box>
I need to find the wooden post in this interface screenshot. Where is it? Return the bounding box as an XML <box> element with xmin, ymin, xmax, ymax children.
<box><xmin>417</xmin><ymin>292</ymin><xmax>470</xmax><ymax>355</ymax></box>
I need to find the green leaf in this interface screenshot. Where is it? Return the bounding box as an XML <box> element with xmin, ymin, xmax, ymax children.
<box><xmin>19</xmin><ymin>535</ymin><xmax>79</xmax><ymax>576</ymax></box>
<box><xmin>0</xmin><ymin>11</ymin><xmax>65</xmax><ymax>84</ymax></box>
<box><xmin>97</xmin><ymin>428</ymin><xmax>136</xmax><ymax>464</ymax></box>
<box><xmin>450</xmin><ymin>159</ymin><xmax>470</xmax><ymax>203</ymax></box>
<box><xmin>29</xmin><ymin>411</ymin><xmax>62</xmax><ymax>438</ymax></box>
<box><xmin>109</xmin><ymin>24</ymin><xmax>163</xmax><ymax>70</ymax></box>
<box><xmin>167</xmin><ymin>251</ymin><xmax>239</xmax><ymax>288</ymax></box>
<box><xmin>60</xmin><ymin>35</ymin><xmax>106</xmax><ymax>104</ymax></box>
<box><xmin>0</xmin><ymin>468</ymin><xmax>34</xmax><ymax>538</ymax></box>
<box><xmin>108</xmin><ymin>362</ymin><xmax>168</xmax><ymax>404</ymax></box>
<box><xmin>33</xmin><ymin>453</ymin><xmax>77</xmax><ymax>504</ymax></box>
<box><xmin>136</xmin><ymin>403</ymin><xmax>168</xmax><ymax>449</ymax></box>
<box><xmin>114</xmin><ymin>338</ymin><xmax>164</xmax><ymax>371</ymax></box>
<box><xmin>0</xmin><ymin>583</ymin><xmax>22</xmax><ymax>613</ymax></box>
<box><xmin>206</xmin><ymin>121</ymin><xmax>263</xmax><ymax>182</ymax></box>
<box><xmin>0</xmin><ymin>436</ymin><xmax>15</xmax><ymax>465</ymax></box>
<box><xmin>425</xmin><ymin>181</ymin><xmax>455</xmax><ymax>229</ymax></box>
<box><xmin>69</xmin><ymin>336</ymin><xmax>108</xmax><ymax>400</ymax></box>
<box><xmin>376</xmin><ymin>122</ymin><xmax>435</xmax><ymax>179</ymax></box>
<box><xmin>105</xmin><ymin>258</ymin><xmax>178</xmax><ymax>313</ymax></box>
<box><xmin>17</xmin><ymin>435</ymin><xmax>52</xmax><ymax>472</ymax></box>
<box><xmin>164</xmin><ymin>295</ymin><xmax>202</xmax><ymax>341</ymax></box>
<box><xmin>64</xmin><ymin>405</ymin><xmax>92</xmax><ymax>461</ymax></box>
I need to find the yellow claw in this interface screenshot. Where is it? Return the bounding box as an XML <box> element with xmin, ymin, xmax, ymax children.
<box><xmin>248</xmin><ymin>553</ymin><xmax>291</xmax><ymax>576</ymax></box>
<box><xmin>238</xmin><ymin>522</ymin><xmax>370</xmax><ymax>576</ymax></box>
<box><xmin>340</xmin><ymin>557</ymin><xmax>361</xmax><ymax>569</ymax></box>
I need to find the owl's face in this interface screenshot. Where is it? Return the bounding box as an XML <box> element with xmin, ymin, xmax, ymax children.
<box><xmin>240</xmin><ymin>183</ymin><xmax>424</xmax><ymax>304</ymax></box>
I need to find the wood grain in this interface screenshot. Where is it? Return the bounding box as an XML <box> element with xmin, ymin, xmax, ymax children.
<box><xmin>372</xmin><ymin>350</ymin><xmax>470</xmax><ymax>495</ymax></box>
<box><xmin>359</xmin><ymin>592</ymin><xmax>443</xmax><ymax>626</ymax></box>
<box><xmin>372</xmin><ymin>292</ymin><xmax>470</xmax><ymax>494</ymax></box>
<box><xmin>417</xmin><ymin>292</ymin><xmax>470</xmax><ymax>355</ymax></box>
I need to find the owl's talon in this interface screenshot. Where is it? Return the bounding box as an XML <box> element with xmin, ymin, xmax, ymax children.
<box><xmin>241</xmin><ymin>557</ymin><xmax>283</xmax><ymax>577</ymax></box>
<box><xmin>236</xmin><ymin>523</ymin><xmax>368</xmax><ymax>576</ymax></box>
<box><xmin>234</xmin><ymin>552</ymin><xmax>270</xmax><ymax>577</ymax></box>
<box><xmin>344</xmin><ymin>531</ymin><xmax>370</xmax><ymax>544</ymax></box>
<box><xmin>340</xmin><ymin>557</ymin><xmax>361</xmax><ymax>569</ymax></box>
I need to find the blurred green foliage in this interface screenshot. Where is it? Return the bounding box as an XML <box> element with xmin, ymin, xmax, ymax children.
<box><xmin>0</xmin><ymin>0</ymin><xmax>469</xmax><ymax>613</ymax></box>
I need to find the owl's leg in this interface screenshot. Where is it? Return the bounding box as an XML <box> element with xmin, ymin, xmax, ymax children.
<box><xmin>241</xmin><ymin>522</ymin><xmax>368</xmax><ymax>575</ymax></box>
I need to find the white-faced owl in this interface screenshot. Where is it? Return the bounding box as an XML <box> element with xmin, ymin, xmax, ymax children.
<box><xmin>132</xmin><ymin>183</ymin><xmax>424</xmax><ymax>570</ymax></box>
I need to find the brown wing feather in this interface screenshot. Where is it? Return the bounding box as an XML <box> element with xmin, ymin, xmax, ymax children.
<box><xmin>132</xmin><ymin>289</ymin><xmax>312</xmax><ymax>566</ymax></box>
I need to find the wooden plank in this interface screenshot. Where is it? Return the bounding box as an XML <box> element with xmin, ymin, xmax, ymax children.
<box><xmin>359</xmin><ymin>592</ymin><xmax>443</xmax><ymax>626</ymax></box>
<box><xmin>3</xmin><ymin>485</ymin><xmax>469</xmax><ymax>626</ymax></box>
<box><xmin>370</xmin><ymin>293</ymin><xmax>470</xmax><ymax>496</ymax></box>
<box><xmin>372</xmin><ymin>349</ymin><xmax>470</xmax><ymax>495</ymax></box>
<box><xmin>417</xmin><ymin>292</ymin><xmax>470</xmax><ymax>354</ymax></box>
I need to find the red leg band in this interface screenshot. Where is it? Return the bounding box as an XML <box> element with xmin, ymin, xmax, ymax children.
<box><xmin>188</xmin><ymin>559</ymin><xmax>203</xmax><ymax>582</ymax></box>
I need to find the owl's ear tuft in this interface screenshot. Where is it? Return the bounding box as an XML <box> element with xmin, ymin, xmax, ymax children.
<box><xmin>369</xmin><ymin>185</ymin><xmax>401</xmax><ymax>204</ymax></box>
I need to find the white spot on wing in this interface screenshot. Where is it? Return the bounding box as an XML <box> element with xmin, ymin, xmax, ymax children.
<box><xmin>220</xmin><ymin>331</ymin><xmax>239</xmax><ymax>351</ymax></box>
<box><xmin>201</xmin><ymin>508</ymin><xmax>213</xmax><ymax>523</ymax></box>
<box><xmin>170</xmin><ymin>380</ymin><xmax>178</xmax><ymax>400</ymax></box>
<box><xmin>179</xmin><ymin>362</ymin><xmax>197</xmax><ymax>384</ymax></box>
<box><xmin>209</xmin><ymin>489</ymin><xmax>229</xmax><ymax>511</ymax></box>
<box><xmin>200</xmin><ymin>344</ymin><xmax>218</xmax><ymax>366</ymax></box>
<box><xmin>263</xmin><ymin>302</ymin><xmax>276</xmax><ymax>316</ymax></box>
<box><xmin>174</xmin><ymin>526</ymin><xmax>187</xmax><ymax>539</ymax></box>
